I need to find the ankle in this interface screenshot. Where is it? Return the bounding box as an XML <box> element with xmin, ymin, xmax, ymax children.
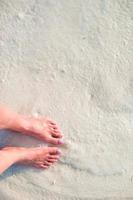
<box><xmin>0</xmin><ymin>147</ymin><xmax>20</xmax><ymax>163</ymax></box>
<box><xmin>0</xmin><ymin>105</ymin><xmax>18</xmax><ymax>129</ymax></box>
<box><xmin>8</xmin><ymin>115</ymin><xmax>32</xmax><ymax>133</ymax></box>
<box><xmin>0</xmin><ymin>147</ymin><xmax>28</xmax><ymax>162</ymax></box>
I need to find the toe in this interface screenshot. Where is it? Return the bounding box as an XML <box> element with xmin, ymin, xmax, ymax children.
<box><xmin>47</xmin><ymin>137</ymin><xmax>64</xmax><ymax>145</ymax></box>
<box><xmin>43</xmin><ymin>161</ymin><xmax>52</xmax><ymax>166</ymax></box>
<box><xmin>48</xmin><ymin>147</ymin><xmax>61</xmax><ymax>155</ymax></box>
<box><xmin>50</xmin><ymin>126</ymin><xmax>59</xmax><ymax>132</ymax></box>
<box><xmin>47</xmin><ymin>158</ymin><xmax>58</xmax><ymax>162</ymax></box>
<box><xmin>48</xmin><ymin>155</ymin><xmax>60</xmax><ymax>159</ymax></box>
<box><xmin>49</xmin><ymin>124</ymin><xmax>59</xmax><ymax>129</ymax></box>
<box><xmin>34</xmin><ymin>164</ymin><xmax>48</xmax><ymax>169</ymax></box>
<box><xmin>41</xmin><ymin>165</ymin><xmax>49</xmax><ymax>169</ymax></box>
<box><xmin>47</xmin><ymin>119</ymin><xmax>57</xmax><ymax>126</ymax></box>
<box><xmin>51</xmin><ymin>131</ymin><xmax>63</xmax><ymax>138</ymax></box>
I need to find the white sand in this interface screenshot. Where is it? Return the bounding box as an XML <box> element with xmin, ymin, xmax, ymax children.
<box><xmin>0</xmin><ymin>0</ymin><xmax>133</xmax><ymax>199</ymax></box>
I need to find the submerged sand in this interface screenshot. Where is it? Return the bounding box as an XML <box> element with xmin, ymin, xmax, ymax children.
<box><xmin>0</xmin><ymin>0</ymin><xmax>133</xmax><ymax>199</ymax></box>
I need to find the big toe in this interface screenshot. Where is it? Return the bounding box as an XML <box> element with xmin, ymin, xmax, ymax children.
<box><xmin>48</xmin><ymin>147</ymin><xmax>61</xmax><ymax>155</ymax></box>
<box><xmin>48</xmin><ymin>137</ymin><xmax>64</xmax><ymax>145</ymax></box>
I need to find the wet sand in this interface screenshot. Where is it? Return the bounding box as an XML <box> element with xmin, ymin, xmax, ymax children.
<box><xmin>0</xmin><ymin>0</ymin><xmax>133</xmax><ymax>199</ymax></box>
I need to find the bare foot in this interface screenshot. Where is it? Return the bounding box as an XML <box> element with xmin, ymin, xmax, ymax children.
<box><xmin>12</xmin><ymin>116</ymin><xmax>64</xmax><ymax>145</ymax></box>
<box><xmin>0</xmin><ymin>146</ymin><xmax>61</xmax><ymax>173</ymax></box>
<box><xmin>0</xmin><ymin>105</ymin><xmax>64</xmax><ymax>145</ymax></box>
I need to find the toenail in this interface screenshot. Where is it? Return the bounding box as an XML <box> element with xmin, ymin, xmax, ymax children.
<box><xmin>57</xmin><ymin>149</ymin><xmax>62</xmax><ymax>154</ymax></box>
<box><xmin>58</xmin><ymin>139</ymin><xmax>64</xmax><ymax>145</ymax></box>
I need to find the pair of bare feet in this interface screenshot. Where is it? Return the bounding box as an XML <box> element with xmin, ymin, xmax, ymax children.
<box><xmin>0</xmin><ymin>106</ymin><xmax>64</xmax><ymax>174</ymax></box>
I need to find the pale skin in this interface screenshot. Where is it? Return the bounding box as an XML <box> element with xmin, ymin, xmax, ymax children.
<box><xmin>0</xmin><ymin>105</ymin><xmax>64</xmax><ymax>174</ymax></box>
